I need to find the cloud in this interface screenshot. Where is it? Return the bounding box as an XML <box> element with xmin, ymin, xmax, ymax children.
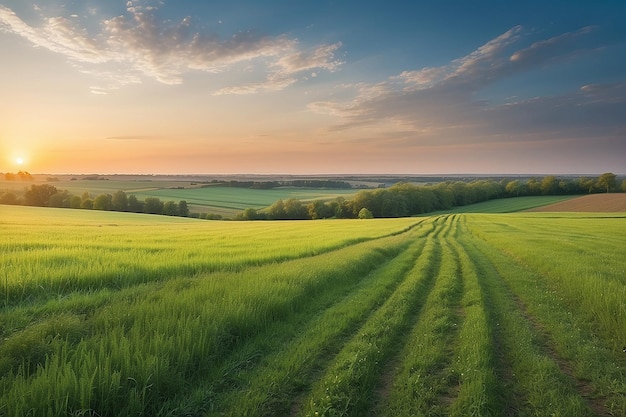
<box><xmin>0</xmin><ymin>6</ymin><xmax>107</xmax><ymax>64</ymax></box>
<box><xmin>310</xmin><ymin>25</ymin><xmax>623</xmax><ymax>146</ymax></box>
<box><xmin>510</xmin><ymin>26</ymin><xmax>597</xmax><ymax>66</ymax></box>
<box><xmin>274</xmin><ymin>42</ymin><xmax>343</xmax><ymax>74</ymax></box>
<box><xmin>213</xmin><ymin>74</ymin><xmax>297</xmax><ymax>96</ymax></box>
<box><xmin>0</xmin><ymin>1</ymin><xmax>342</xmax><ymax>92</ymax></box>
<box><xmin>486</xmin><ymin>82</ymin><xmax>626</xmax><ymax>138</ymax></box>
<box><xmin>212</xmin><ymin>42</ymin><xmax>343</xmax><ymax>95</ymax></box>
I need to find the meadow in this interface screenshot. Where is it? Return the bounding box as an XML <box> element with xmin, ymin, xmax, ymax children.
<box><xmin>0</xmin><ymin>176</ymin><xmax>360</xmax><ymax>217</ymax></box>
<box><xmin>0</xmin><ymin>203</ymin><xmax>625</xmax><ymax>416</ymax></box>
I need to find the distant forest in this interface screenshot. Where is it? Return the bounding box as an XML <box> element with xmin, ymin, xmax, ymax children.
<box><xmin>237</xmin><ymin>173</ymin><xmax>624</xmax><ymax>220</ymax></box>
<box><xmin>1</xmin><ymin>172</ymin><xmax>623</xmax><ymax>220</ymax></box>
<box><xmin>202</xmin><ymin>179</ymin><xmax>353</xmax><ymax>189</ymax></box>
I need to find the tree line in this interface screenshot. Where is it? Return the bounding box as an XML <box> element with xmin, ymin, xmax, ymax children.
<box><xmin>0</xmin><ymin>185</ymin><xmax>189</xmax><ymax>217</ymax></box>
<box><xmin>235</xmin><ymin>173</ymin><xmax>624</xmax><ymax>220</ymax></box>
<box><xmin>3</xmin><ymin>171</ymin><xmax>33</xmax><ymax>181</ymax></box>
<box><xmin>1</xmin><ymin>173</ymin><xmax>623</xmax><ymax>220</ymax></box>
<box><xmin>202</xmin><ymin>179</ymin><xmax>353</xmax><ymax>189</ymax></box>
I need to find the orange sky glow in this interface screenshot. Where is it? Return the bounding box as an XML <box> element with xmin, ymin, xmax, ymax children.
<box><xmin>1</xmin><ymin>1</ymin><xmax>625</xmax><ymax>175</ymax></box>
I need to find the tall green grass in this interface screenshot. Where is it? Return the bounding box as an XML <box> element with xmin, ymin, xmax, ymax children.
<box><xmin>1</xmin><ymin>206</ymin><xmax>417</xmax><ymax>305</ymax></box>
<box><xmin>1</xmin><ymin>206</ymin><xmax>624</xmax><ymax>416</ymax></box>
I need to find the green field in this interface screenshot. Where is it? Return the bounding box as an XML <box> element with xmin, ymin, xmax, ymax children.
<box><xmin>1</xmin><ymin>205</ymin><xmax>625</xmax><ymax>416</ymax></box>
<box><xmin>431</xmin><ymin>195</ymin><xmax>577</xmax><ymax>214</ymax></box>
<box><xmin>0</xmin><ymin>177</ymin><xmax>359</xmax><ymax>217</ymax></box>
<box><xmin>128</xmin><ymin>186</ymin><xmax>357</xmax><ymax>216</ymax></box>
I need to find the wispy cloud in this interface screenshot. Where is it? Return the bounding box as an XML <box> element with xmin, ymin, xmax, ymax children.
<box><xmin>0</xmin><ymin>0</ymin><xmax>343</xmax><ymax>93</ymax></box>
<box><xmin>213</xmin><ymin>42</ymin><xmax>343</xmax><ymax>95</ymax></box>
<box><xmin>310</xmin><ymin>25</ymin><xmax>624</xmax><ymax>146</ymax></box>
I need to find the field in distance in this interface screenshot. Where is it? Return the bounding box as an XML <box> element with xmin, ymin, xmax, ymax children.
<box><xmin>0</xmin><ymin>174</ymin><xmax>363</xmax><ymax>217</ymax></box>
<box><xmin>1</xmin><ymin>204</ymin><xmax>625</xmax><ymax>416</ymax></box>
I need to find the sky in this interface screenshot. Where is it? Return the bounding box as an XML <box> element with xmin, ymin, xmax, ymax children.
<box><xmin>1</xmin><ymin>0</ymin><xmax>625</xmax><ymax>175</ymax></box>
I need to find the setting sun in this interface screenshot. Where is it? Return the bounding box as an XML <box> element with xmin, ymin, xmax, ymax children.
<box><xmin>16</xmin><ymin>157</ymin><xmax>24</xmax><ymax>165</ymax></box>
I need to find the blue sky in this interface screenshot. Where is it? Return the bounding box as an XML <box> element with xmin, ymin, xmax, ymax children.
<box><xmin>1</xmin><ymin>0</ymin><xmax>625</xmax><ymax>174</ymax></box>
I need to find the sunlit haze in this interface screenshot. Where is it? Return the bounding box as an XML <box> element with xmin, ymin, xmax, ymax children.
<box><xmin>1</xmin><ymin>0</ymin><xmax>625</xmax><ymax>175</ymax></box>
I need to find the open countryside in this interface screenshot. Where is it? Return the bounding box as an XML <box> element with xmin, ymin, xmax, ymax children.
<box><xmin>3</xmin><ymin>173</ymin><xmax>624</xmax><ymax>220</ymax></box>
<box><xmin>2</xmin><ymin>0</ymin><xmax>626</xmax><ymax>415</ymax></box>
<box><xmin>1</xmin><ymin>199</ymin><xmax>625</xmax><ymax>416</ymax></box>
<box><xmin>0</xmin><ymin>175</ymin><xmax>361</xmax><ymax>218</ymax></box>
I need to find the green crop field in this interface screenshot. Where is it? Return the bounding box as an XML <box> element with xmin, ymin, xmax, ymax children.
<box><xmin>0</xmin><ymin>177</ymin><xmax>359</xmax><ymax>217</ymax></box>
<box><xmin>1</xmin><ymin>205</ymin><xmax>625</xmax><ymax>416</ymax></box>
<box><xmin>431</xmin><ymin>195</ymin><xmax>577</xmax><ymax>214</ymax></box>
<box><xmin>128</xmin><ymin>186</ymin><xmax>358</xmax><ymax>216</ymax></box>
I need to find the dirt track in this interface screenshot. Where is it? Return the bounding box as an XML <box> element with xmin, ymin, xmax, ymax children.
<box><xmin>526</xmin><ymin>193</ymin><xmax>626</xmax><ymax>212</ymax></box>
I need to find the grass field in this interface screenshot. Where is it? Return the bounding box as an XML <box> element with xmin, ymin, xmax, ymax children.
<box><xmin>432</xmin><ymin>195</ymin><xmax>577</xmax><ymax>214</ymax></box>
<box><xmin>128</xmin><ymin>186</ymin><xmax>357</xmax><ymax>216</ymax></box>
<box><xmin>1</xmin><ymin>204</ymin><xmax>625</xmax><ymax>416</ymax></box>
<box><xmin>0</xmin><ymin>177</ymin><xmax>359</xmax><ymax>217</ymax></box>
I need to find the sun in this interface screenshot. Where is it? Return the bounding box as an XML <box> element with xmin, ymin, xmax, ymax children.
<box><xmin>16</xmin><ymin>157</ymin><xmax>24</xmax><ymax>165</ymax></box>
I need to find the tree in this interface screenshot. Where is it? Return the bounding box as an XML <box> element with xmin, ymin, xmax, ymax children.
<box><xmin>48</xmin><ymin>190</ymin><xmax>72</xmax><ymax>208</ymax></box>
<box><xmin>541</xmin><ymin>175</ymin><xmax>559</xmax><ymax>195</ymax></box>
<box><xmin>578</xmin><ymin>177</ymin><xmax>596</xmax><ymax>193</ymax></box>
<box><xmin>431</xmin><ymin>184</ymin><xmax>454</xmax><ymax>209</ymax></box>
<box><xmin>0</xmin><ymin>192</ymin><xmax>18</xmax><ymax>205</ymax></box>
<box><xmin>93</xmin><ymin>194</ymin><xmax>113</xmax><ymax>210</ymax></box>
<box><xmin>111</xmin><ymin>190</ymin><xmax>128</xmax><ymax>211</ymax></box>
<box><xmin>24</xmin><ymin>184</ymin><xmax>58</xmax><ymax>206</ymax></box>
<box><xmin>127</xmin><ymin>194</ymin><xmax>143</xmax><ymax>212</ymax></box>
<box><xmin>308</xmin><ymin>200</ymin><xmax>332</xmax><ymax>219</ymax></box>
<box><xmin>380</xmin><ymin>192</ymin><xmax>408</xmax><ymax>217</ymax></box>
<box><xmin>622</xmin><ymin>179</ymin><xmax>626</xmax><ymax>193</ymax></box>
<box><xmin>358</xmin><ymin>207</ymin><xmax>373</xmax><ymax>219</ymax></box>
<box><xmin>163</xmin><ymin>200</ymin><xmax>179</xmax><ymax>216</ymax></box>
<box><xmin>17</xmin><ymin>171</ymin><xmax>33</xmax><ymax>181</ymax></box>
<box><xmin>70</xmin><ymin>195</ymin><xmax>82</xmax><ymax>209</ymax></box>
<box><xmin>330</xmin><ymin>197</ymin><xmax>354</xmax><ymax>218</ymax></box>
<box><xmin>267</xmin><ymin>199</ymin><xmax>286</xmax><ymax>219</ymax></box>
<box><xmin>505</xmin><ymin>180</ymin><xmax>522</xmax><ymax>197</ymax></box>
<box><xmin>283</xmin><ymin>198</ymin><xmax>309</xmax><ymax>219</ymax></box>
<box><xmin>81</xmin><ymin>198</ymin><xmax>93</xmax><ymax>209</ymax></box>
<box><xmin>143</xmin><ymin>197</ymin><xmax>163</xmax><ymax>214</ymax></box>
<box><xmin>596</xmin><ymin>172</ymin><xmax>617</xmax><ymax>193</ymax></box>
<box><xmin>240</xmin><ymin>207</ymin><xmax>261</xmax><ymax>220</ymax></box>
<box><xmin>526</xmin><ymin>178</ymin><xmax>541</xmax><ymax>195</ymax></box>
<box><xmin>450</xmin><ymin>182</ymin><xmax>471</xmax><ymax>205</ymax></box>
<box><xmin>178</xmin><ymin>200</ymin><xmax>189</xmax><ymax>217</ymax></box>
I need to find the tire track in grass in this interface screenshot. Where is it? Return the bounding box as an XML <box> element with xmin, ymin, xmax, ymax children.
<box><xmin>296</xmin><ymin>216</ymin><xmax>451</xmax><ymax>417</ymax></box>
<box><xmin>468</xmin><ymin>217</ymin><xmax>625</xmax><ymax>414</ymax></box>
<box><xmin>464</xmin><ymin>219</ymin><xmax>617</xmax><ymax>416</ymax></box>
<box><xmin>446</xmin><ymin>216</ymin><xmax>502</xmax><ymax>416</ymax></box>
<box><xmin>507</xmin><ymin>293</ymin><xmax>612</xmax><ymax>417</ymax></box>
<box><xmin>375</xmin><ymin>216</ymin><xmax>464</xmax><ymax>417</ymax></box>
<box><xmin>458</xmin><ymin>218</ymin><xmax>596</xmax><ymax>417</ymax></box>
<box><xmin>158</xmin><ymin>220</ymin><xmax>437</xmax><ymax>417</ymax></box>
<box><xmin>370</xmin><ymin>216</ymin><xmax>452</xmax><ymax>414</ymax></box>
<box><xmin>212</xmin><ymin>224</ymin><xmax>435</xmax><ymax>417</ymax></box>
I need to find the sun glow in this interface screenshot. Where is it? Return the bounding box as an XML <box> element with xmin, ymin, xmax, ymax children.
<box><xmin>16</xmin><ymin>157</ymin><xmax>24</xmax><ymax>165</ymax></box>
